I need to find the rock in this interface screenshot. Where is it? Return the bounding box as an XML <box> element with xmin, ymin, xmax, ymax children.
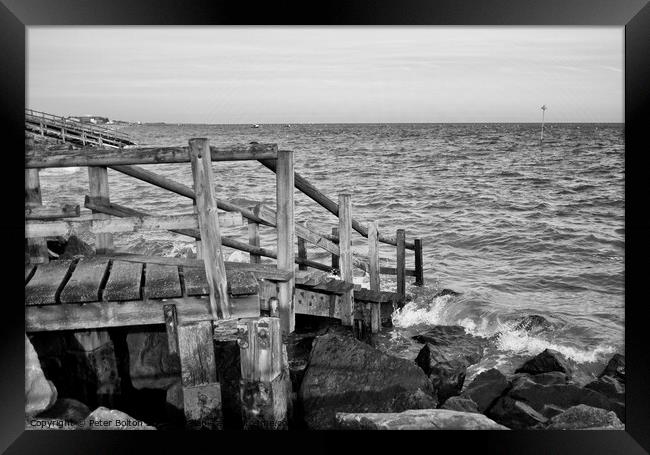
<box><xmin>165</xmin><ymin>381</ymin><xmax>183</xmax><ymax>413</ymax></box>
<box><xmin>461</xmin><ymin>368</ymin><xmax>509</xmax><ymax>412</ymax></box>
<box><xmin>599</xmin><ymin>354</ymin><xmax>625</xmax><ymax>383</ymax></box>
<box><xmin>413</xmin><ymin>326</ymin><xmax>488</xmax><ymax>402</ymax></box>
<box><xmin>510</xmin><ymin>371</ymin><xmax>568</xmax><ymax>387</ymax></box>
<box><xmin>488</xmin><ymin>396</ymin><xmax>548</xmax><ymax>429</ymax></box>
<box><xmin>299</xmin><ymin>333</ymin><xmax>437</xmax><ymax>430</ymax></box>
<box><xmin>127</xmin><ymin>328</ymin><xmax>180</xmax><ymax>390</ymax></box>
<box><xmin>83</xmin><ymin>407</ymin><xmax>155</xmax><ymax>430</ymax></box>
<box><xmin>336</xmin><ymin>409</ymin><xmax>508</xmax><ymax>430</ymax></box>
<box><xmin>514</xmin><ymin>349</ymin><xmax>574</xmax><ymax>378</ymax></box>
<box><xmin>545</xmin><ymin>404</ymin><xmax>624</xmax><ymax>430</ymax></box>
<box><xmin>35</xmin><ymin>398</ymin><xmax>90</xmax><ymax>425</ymax></box>
<box><xmin>441</xmin><ymin>396</ymin><xmax>480</xmax><ymax>414</ymax></box>
<box><xmin>585</xmin><ymin>375</ymin><xmax>624</xmax><ymax>402</ymax></box>
<box><xmin>433</xmin><ymin>289</ymin><xmax>461</xmax><ymax>298</ymax></box>
<box><xmin>59</xmin><ymin>235</ymin><xmax>94</xmax><ymax>259</ymax></box>
<box><xmin>286</xmin><ymin>332</ymin><xmax>317</xmax><ymax>392</ymax></box>
<box><xmin>25</xmin><ymin>335</ymin><xmax>57</xmax><ymax>416</ymax></box>
<box><xmin>513</xmin><ymin>315</ymin><xmax>552</xmax><ymax>334</ymax></box>
<box><xmin>507</xmin><ymin>376</ymin><xmax>617</xmax><ymax>420</ymax></box>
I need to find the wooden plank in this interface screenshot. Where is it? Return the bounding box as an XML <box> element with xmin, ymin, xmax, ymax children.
<box><xmin>189</xmin><ymin>138</ymin><xmax>230</xmax><ymax>320</ymax></box>
<box><xmin>183</xmin><ymin>265</ymin><xmax>209</xmax><ymax>296</ymax></box>
<box><xmin>331</xmin><ymin>227</ymin><xmax>339</xmax><ymax>271</ymax></box>
<box><xmin>177</xmin><ymin>320</ymin><xmax>222</xmax><ymax>430</ymax></box>
<box><xmin>396</xmin><ymin>229</ymin><xmax>406</xmax><ymax>298</ymax></box>
<box><xmin>25</xmin><ymin>164</ymin><xmax>49</xmax><ymax>264</ymax></box>
<box><xmin>248</xmin><ymin>221</ymin><xmax>261</xmax><ymax>264</ymax></box>
<box><xmin>59</xmin><ymin>257</ymin><xmax>111</xmax><ymax>303</ymax></box>
<box><xmin>144</xmin><ymin>263</ymin><xmax>182</xmax><ymax>300</ymax></box>
<box><xmin>369</xmin><ymin>221</ymin><xmax>380</xmax><ymax>292</ymax></box>
<box><xmin>414</xmin><ymin>238</ymin><xmax>424</xmax><ymax>286</ymax></box>
<box><xmin>25</xmin><ymin>204</ymin><xmax>80</xmax><ymax>220</ymax></box>
<box><xmin>26</xmin><ymin>144</ymin><xmax>278</xmax><ymax>168</ymax></box>
<box><xmin>185</xmin><ymin>267</ymin><xmax>259</xmax><ymax>296</ymax></box>
<box><xmin>25</xmin><ymin>296</ymin><xmax>261</xmax><ymax>332</ymax></box>
<box><xmin>297</xmin><ymin>237</ymin><xmax>308</xmax><ymax>271</ymax></box>
<box><xmin>276</xmin><ymin>150</ymin><xmax>295</xmax><ymax>334</ymax></box>
<box><xmin>258</xmin><ymin>158</ymin><xmax>416</xmax><ymax>250</ymax></box>
<box><xmin>88</xmin><ymin>166</ymin><xmax>113</xmax><ymax>254</ymax></box>
<box><xmin>338</xmin><ymin>193</ymin><xmax>354</xmax><ymax>326</ymax></box>
<box><xmin>103</xmin><ymin>260</ymin><xmax>143</xmax><ymax>301</ymax></box>
<box><xmin>163</xmin><ymin>304</ymin><xmax>179</xmax><ymax>356</ymax></box>
<box><xmin>24</xmin><ymin>260</ymin><xmax>74</xmax><ymax>305</ymax></box>
<box><xmin>295</xmin><ymin>289</ymin><xmax>341</xmax><ymax>319</ymax></box>
<box><xmin>354</xmin><ymin>288</ymin><xmax>403</xmax><ymax>304</ymax></box>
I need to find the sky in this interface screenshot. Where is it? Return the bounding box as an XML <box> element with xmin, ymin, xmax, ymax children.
<box><xmin>27</xmin><ymin>27</ymin><xmax>624</xmax><ymax>124</ymax></box>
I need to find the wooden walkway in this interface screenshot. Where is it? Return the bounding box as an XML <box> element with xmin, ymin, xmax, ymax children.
<box><xmin>25</xmin><ymin>108</ymin><xmax>136</xmax><ymax>148</ymax></box>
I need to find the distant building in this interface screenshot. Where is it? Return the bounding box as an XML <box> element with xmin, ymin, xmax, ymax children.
<box><xmin>68</xmin><ymin>115</ymin><xmax>110</xmax><ymax>124</ymax></box>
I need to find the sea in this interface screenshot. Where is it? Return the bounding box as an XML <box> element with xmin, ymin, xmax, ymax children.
<box><xmin>37</xmin><ymin>123</ymin><xmax>625</xmax><ymax>384</ymax></box>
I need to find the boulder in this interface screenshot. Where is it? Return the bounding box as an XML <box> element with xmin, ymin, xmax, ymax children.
<box><xmin>585</xmin><ymin>375</ymin><xmax>624</xmax><ymax>402</ymax></box>
<box><xmin>83</xmin><ymin>407</ymin><xmax>155</xmax><ymax>430</ymax></box>
<box><xmin>59</xmin><ymin>235</ymin><xmax>94</xmax><ymax>259</ymax></box>
<box><xmin>440</xmin><ymin>396</ymin><xmax>480</xmax><ymax>414</ymax></box>
<box><xmin>336</xmin><ymin>409</ymin><xmax>508</xmax><ymax>430</ymax></box>
<box><xmin>545</xmin><ymin>404</ymin><xmax>624</xmax><ymax>430</ymax></box>
<box><xmin>299</xmin><ymin>332</ymin><xmax>437</xmax><ymax>430</ymax></box>
<box><xmin>599</xmin><ymin>354</ymin><xmax>625</xmax><ymax>383</ymax></box>
<box><xmin>510</xmin><ymin>371</ymin><xmax>568</xmax><ymax>387</ymax></box>
<box><xmin>514</xmin><ymin>349</ymin><xmax>574</xmax><ymax>378</ymax></box>
<box><xmin>461</xmin><ymin>368</ymin><xmax>509</xmax><ymax>412</ymax></box>
<box><xmin>413</xmin><ymin>326</ymin><xmax>488</xmax><ymax>402</ymax></box>
<box><xmin>513</xmin><ymin>315</ymin><xmax>552</xmax><ymax>334</ymax></box>
<box><xmin>507</xmin><ymin>376</ymin><xmax>617</xmax><ymax>420</ymax></box>
<box><xmin>127</xmin><ymin>328</ymin><xmax>180</xmax><ymax>390</ymax></box>
<box><xmin>35</xmin><ymin>398</ymin><xmax>90</xmax><ymax>425</ymax></box>
<box><xmin>432</xmin><ymin>289</ymin><xmax>461</xmax><ymax>298</ymax></box>
<box><xmin>487</xmin><ymin>396</ymin><xmax>548</xmax><ymax>429</ymax></box>
<box><xmin>25</xmin><ymin>335</ymin><xmax>57</xmax><ymax>416</ymax></box>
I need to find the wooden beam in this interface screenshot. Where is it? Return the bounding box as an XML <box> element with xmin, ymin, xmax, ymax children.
<box><xmin>25</xmin><ymin>164</ymin><xmax>49</xmax><ymax>264</ymax></box>
<box><xmin>414</xmin><ymin>238</ymin><xmax>424</xmax><ymax>286</ymax></box>
<box><xmin>368</xmin><ymin>221</ymin><xmax>380</xmax><ymax>292</ymax></box>
<box><xmin>177</xmin><ymin>320</ymin><xmax>222</xmax><ymax>430</ymax></box>
<box><xmin>26</xmin><ymin>143</ymin><xmax>278</xmax><ymax>168</ymax></box>
<box><xmin>25</xmin><ymin>295</ymin><xmax>261</xmax><ymax>332</ymax></box>
<box><xmin>258</xmin><ymin>158</ymin><xmax>415</xmax><ymax>250</ymax></box>
<box><xmin>189</xmin><ymin>138</ymin><xmax>230</xmax><ymax>320</ymax></box>
<box><xmin>88</xmin><ymin>166</ymin><xmax>113</xmax><ymax>254</ymax></box>
<box><xmin>297</xmin><ymin>237</ymin><xmax>308</xmax><ymax>271</ymax></box>
<box><xmin>276</xmin><ymin>150</ymin><xmax>295</xmax><ymax>334</ymax></box>
<box><xmin>331</xmin><ymin>227</ymin><xmax>339</xmax><ymax>271</ymax></box>
<box><xmin>338</xmin><ymin>193</ymin><xmax>354</xmax><ymax>326</ymax></box>
<box><xmin>25</xmin><ymin>204</ymin><xmax>80</xmax><ymax>220</ymax></box>
<box><xmin>248</xmin><ymin>221</ymin><xmax>261</xmax><ymax>264</ymax></box>
<box><xmin>396</xmin><ymin>229</ymin><xmax>406</xmax><ymax>299</ymax></box>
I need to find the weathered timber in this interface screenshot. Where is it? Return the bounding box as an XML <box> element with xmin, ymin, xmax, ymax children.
<box><xmin>189</xmin><ymin>138</ymin><xmax>230</xmax><ymax>320</ymax></box>
<box><xmin>88</xmin><ymin>166</ymin><xmax>113</xmax><ymax>254</ymax></box>
<box><xmin>354</xmin><ymin>289</ymin><xmax>404</xmax><ymax>305</ymax></box>
<box><xmin>297</xmin><ymin>237</ymin><xmax>308</xmax><ymax>271</ymax></box>
<box><xmin>25</xmin><ymin>204</ymin><xmax>80</xmax><ymax>220</ymax></box>
<box><xmin>102</xmin><ymin>260</ymin><xmax>143</xmax><ymax>301</ymax></box>
<box><xmin>144</xmin><ymin>263</ymin><xmax>182</xmax><ymax>300</ymax></box>
<box><xmin>295</xmin><ymin>289</ymin><xmax>341</xmax><ymax>319</ymax></box>
<box><xmin>59</xmin><ymin>257</ymin><xmax>111</xmax><ymax>303</ymax></box>
<box><xmin>24</xmin><ymin>259</ymin><xmax>74</xmax><ymax>305</ymax></box>
<box><xmin>295</xmin><ymin>256</ymin><xmax>333</xmax><ymax>273</ymax></box>
<box><xmin>396</xmin><ymin>229</ymin><xmax>406</xmax><ymax>298</ymax></box>
<box><xmin>331</xmin><ymin>227</ymin><xmax>339</xmax><ymax>270</ymax></box>
<box><xmin>276</xmin><ymin>150</ymin><xmax>295</xmax><ymax>334</ymax></box>
<box><xmin>415</xmin><ymin>238</ymin><xmax>424</xmax><ymax>286</ymax></box>
<box><xmin>238</xmin><ymin>317</ymin><xmax>288</xmax><ymax>429</ymax></box>
<box><xmin>338</xmin><ymin>193</ymin><xmax>354</xmax><ymax>326</ymax></box>
<box><xmin>368</xmin><ymin>221</ymin><xmax>380</xmax><ymax>292</ymax></box>
<box><xmin>258</xmin><ymin>158</ymin><xmax>415</xmax><ymax>250</ymax></box>
<box><xmin>258</xmin><ymin>280</ymin><xmax>278</xmax><ymax>313</ymax></box>
<box><xmin>26</xmin><ymin>143</ymin><xmax>278</xmax><ymax>168</ymax></box>
<box><xmin>25</xmin><ymin>165</ymin><xmax>49</xmax><ymax>264</ymax></box>
<box><xmin>248</xmin><ymin>221</ymin><xmax>261</xmax><ymax>264</ymax></box>
<box><xmin>109</xmin><ymin>164</ymin><xmax>266</xmax><ymax>225</ymax></box>
<box><xmin>25</xmin><ymin>296</ymin><xmax>260</xmax><ymax>332</ymax></box>
<box><xmin>163</xmin><ymin>303</ymin><xmax>179</xmax><ymax>356</ymax></box>
<box><xmin>177</xmin><ymin>320</ymin><xmax>222</xmax><ymax>430</ymax></box>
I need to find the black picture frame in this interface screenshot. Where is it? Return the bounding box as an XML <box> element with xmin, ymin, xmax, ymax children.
<box><xmin>2</xmin><ymin>1</ymin><xmax>649</xmax><ymax>453</ymax></box>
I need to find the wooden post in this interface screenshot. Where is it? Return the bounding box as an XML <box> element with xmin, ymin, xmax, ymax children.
<box><xmin>192</xmin><ymin>199</ymin><xmax>203</xmax><ymax>260</ymax></box>
<box><xmin>414</xmin><ymin>238</ymin><xmax>424</xmax><ymax>286</ymax></box>
<box><xmin>88</xmin><ymin>166</ymin><xmax>114</xmax><ymax>254</ymax></box>
<box><xmin>331</xmin><ymin>227</ymin><xmax>339</xmax><ymax>272</ymax></box>
<box><xmin>177</xmin><ymin>320</ymin><xmax>222</xmax><ymax>430</ymax></box>
<box><xmin>248</xmin><ymin>221</ymin><xmax>261</xmax><ymax>264</ymax></box>
<box><xmin>368</xmin><ymin>221</ymin><xmax>381</xmax><ymax>334</ymax></box>
<box><xmin>188</xmin><ymin>138</ymin><xmax>230</xmax><ymax>320</ymax></box>
<box><xmin>25</xmin><ymin>166</ymin><xmax>49</xmax><ymax>264</ymax></box>
<box><xmin>396</xmin><ymin>229</ymin><xmax>406</xmax><ymax>299</ymax></box>
<box><xmin>237</xmin><ymin>317</ymin><xmax>289</xmax><ymax>429</ymax></box>
<box><xmin>338</xmin><ymin>193</ymin><xmax>354</xmax><ymax>326</ymax></box>
<box><xmin>297</xmin><ymin>237</ymin><xmax>308</xmax><ymax>271</ymax></box>
<box><xmin>276</xmin><ymin>150</ymin><xmax>295</xmax><ymax>335</ymax></box>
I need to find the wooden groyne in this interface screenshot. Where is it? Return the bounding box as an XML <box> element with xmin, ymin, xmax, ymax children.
<box><xmin>24</xmin><ymin>136</ymin><xmax>427</xmax><ymax>429</ymax></box>
<box><xmin>25</xmin><ymin>109</ymin><xmax>136</xmax><ymax>148</ymax></box>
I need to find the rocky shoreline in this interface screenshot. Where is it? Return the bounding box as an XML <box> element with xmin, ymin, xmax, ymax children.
<box><xmin>26</xmin><ymin>237</ymin><xmax>625</xmax><ymax>430</ymax></box>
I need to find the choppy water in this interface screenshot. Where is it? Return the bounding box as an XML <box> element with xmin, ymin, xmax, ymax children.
<box><xmin>38</xmin><ymin>123</ymin><xmax>624</xmax><ymax>381</ymax></box>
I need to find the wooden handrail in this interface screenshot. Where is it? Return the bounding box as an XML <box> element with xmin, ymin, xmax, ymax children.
<box><xmin>26</xmin><ymin>108</ymin><xmax>132</xmax><ymax>140</ymax></box>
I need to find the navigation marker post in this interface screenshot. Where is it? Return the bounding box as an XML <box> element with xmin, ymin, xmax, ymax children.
<box><xmin>540</xmin><ymin>105</ymin><xmax>547</xmax><ymax>143</ymax></box>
